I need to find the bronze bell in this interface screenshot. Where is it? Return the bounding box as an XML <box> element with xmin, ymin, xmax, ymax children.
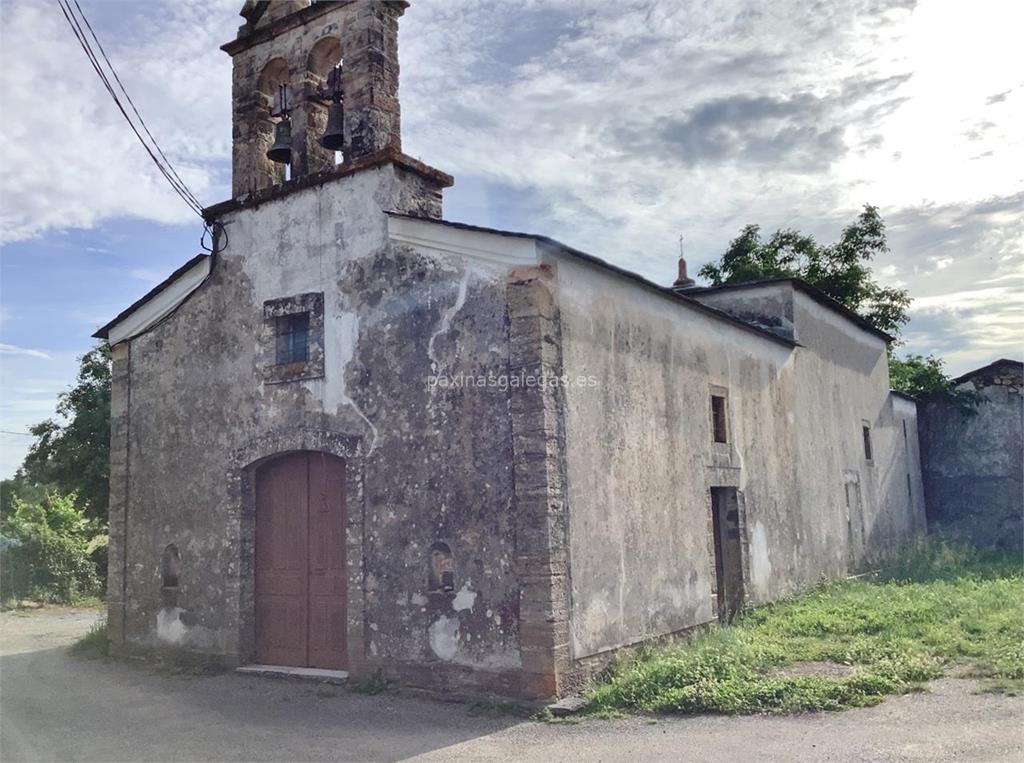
<box><xmin>266</xmin><ymin>117</ymin><xmax>292</xmax><ymax>164</ymax></box>
<box><xmin>319</xmin><ymin>64</ymin><xmax>345</xmax><ymax>152</ymax></box>
<box><xmin>319</xmin><ymin>100</ymin><xmax>345</xmax><ymax>151</ymax></box>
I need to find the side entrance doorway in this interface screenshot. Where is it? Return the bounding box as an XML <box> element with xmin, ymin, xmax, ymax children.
<box><xmin>710</xmin><ymin>486</ymin><xmax>745</xmax><ymax>624</ymax></box>
<box><xmin>254</xmin><ymin>451</ymin><xmax>347</xmax><ymax>669</ymax></box>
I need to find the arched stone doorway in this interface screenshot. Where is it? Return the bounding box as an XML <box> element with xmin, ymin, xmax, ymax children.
<box><xmin>254</xmin><ymin>450</ymin><xmax>347</xmax><ymax>669</ymax></box>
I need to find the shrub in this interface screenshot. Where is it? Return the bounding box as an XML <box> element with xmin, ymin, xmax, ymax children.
<box><xmin>70</xmin><ymin>618</ymin><xmax>109</xmax><ymax>659</ymax></box>
<box><xmin>0</xmin><ymin>490</ymin><xmax>106</xmax><ymax>604</ymax></box>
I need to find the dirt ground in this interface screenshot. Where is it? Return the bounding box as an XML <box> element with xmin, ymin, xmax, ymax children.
<box><xmin>1</xmin><ymin>608</ymin><xmax>1021</xmax><ymax>762</ymax></box>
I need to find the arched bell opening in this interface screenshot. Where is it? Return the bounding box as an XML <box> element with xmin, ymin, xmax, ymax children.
<box><xmin>256</xmin><ymin>57</ymin><xmax>292</xmax><ymax>182</ymax></box>
<box><xmin>305</xmin><ymin>36</ymin><xmax>344</xmax><ymax>168</ymax></box>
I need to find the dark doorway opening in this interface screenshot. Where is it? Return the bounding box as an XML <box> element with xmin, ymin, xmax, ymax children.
<box><xmin>254</xmin><ymin>451</ymin><xmax>347</xmax><ymax>669</ymax></box>
<box><xmin>710</xmin><ymin>487</ymin><xmax>744</xmax><ymax>624</ymax></box>
<box><xmin>844</xmin><ymin>477</ymin><xmax>864</xmax><ymax>569</ymax></box>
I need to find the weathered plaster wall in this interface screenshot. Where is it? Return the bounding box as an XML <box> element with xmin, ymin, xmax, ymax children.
<box><xmin>556</xmin><ymin>257</ymin><xmax>798</xmax><ymax>659</ymax></box>
<box><xmin>786</xmin><ymin>291</ymin><xmax>925</xmax><ymax>577</ymax></box>
<box><xmin>108</xmin><ymin>195</ymin><xmax>927</xmax><ymax>699</ymax></box>
<box><xmin>111</xmin><ymin>166</ymin><xmax>532</xmax><ymax>694</ymax></box>
<box><xmin>558</xmin><ymin>272</ymin><xmax>925</xmax><ymax>662</ymax></box>
<box><xmin>919</xmin><ymin>362</ymin><xmax>1023</xmax><ymax>551</ymax></box>
<box><xmin>685</xmin><ymin>283</ymin><xmax>796</xmax><ymax>340</ymax></box>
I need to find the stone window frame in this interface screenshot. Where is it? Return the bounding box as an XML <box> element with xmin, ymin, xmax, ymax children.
<box><xmin>262</xmin><ymin>292</ymin><xmax>325</xmax><ymax>384</ymax></box>
<box><xmin>709</xmin><ymin>384</ymin><xmax>731</xmax><ymax>452</ymax></box>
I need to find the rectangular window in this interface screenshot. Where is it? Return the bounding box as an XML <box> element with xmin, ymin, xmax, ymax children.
<box><xmin>711</xmin><ymin>395</ymin><xmax>728</xmax><ymax>443</ymax></box>
<box><xmin>906</xmin><ymin>473</ymin><xmax>912</xmax><ymax>499</ymax></box>
<box><xmin>275</xmin><ymin>312</ymin><xmax>310</xmax><ymax>365</ymax></box>
<box><xmin>862</xmin><ymin>424</ymin><xmax>873</xmax><ymax>461</ymax></box>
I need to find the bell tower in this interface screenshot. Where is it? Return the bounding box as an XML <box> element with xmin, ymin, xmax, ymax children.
<box><xmin>222</xmin><ymin>0</ymin><xmax>414</xmax><ymax>199</ymax></box>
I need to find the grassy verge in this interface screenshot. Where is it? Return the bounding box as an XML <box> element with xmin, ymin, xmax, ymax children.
<box><xmin>69</xmin><ymin>619</ymin><xmax>109</xmax><ymax>659</ymax></box>
<box><xmin>587</xmin><ymin>539</ymin><xmax>1023</xmax><ymax>715</ymax></box>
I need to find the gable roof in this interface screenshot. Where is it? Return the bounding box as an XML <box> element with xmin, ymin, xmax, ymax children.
<box><xmin>386</xmin><ymin>213</ymin><xmax>797</xmax><ymax>350</ymax></box>
<box><xmin>681</xmin><ymin>277</ymin><xmax>894</xmax><ymax>343</ymax></box>
<box><xmin>93</xmin><ymin>254</ymin><xmax>211</xmax><ymax>342</ymax></box>
<box><xmin>954</xmin><ymin>358</ymin><xmax>1023</xmax><ymax>384</ymax></box>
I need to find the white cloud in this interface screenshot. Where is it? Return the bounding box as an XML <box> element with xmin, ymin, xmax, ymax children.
<box><xmin>130</xmin><ymin>267</ymin><xmax>171</xmax><ymax>286</ymax></box>
<box><xmin>0</xmin><ymin>343</ymin><xmax>51</xmax><ymax>359</ymax></box>
<box><xmin>0</xmin><ymin>0</ymin><xmax>236</xmax><ymax>242</ymax></box>
<box><xmin>1</xmin><ymin>0</ymin><xmax>1021</xmax><ymax>368</ymax></box>
<box><xmin>398</xmin><ymin>0</ymin><xmax>1023</xmax><ymax>363</ymax></box>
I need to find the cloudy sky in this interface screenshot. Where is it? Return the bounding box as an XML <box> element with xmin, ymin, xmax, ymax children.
<box><xmin>1</xmin><ymin>0</ymin><xmax>1022</xmax><ymax>477</ymax></box>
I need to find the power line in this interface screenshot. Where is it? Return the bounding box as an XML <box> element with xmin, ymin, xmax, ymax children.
<box><xmin>58</xmin><ymin>0</ymin><xmax>202</xmax><ymax>215</ymax></box>
<box><xmin>0</xmin><ymin>431</ymin><xmax>35</xmax><ymax>437</ymax></box>
<box><xmin>56</xmin><ymin>0</ymin><xmax>205</xmax><ymax>217</ymax></box>
<box><xmin>70</xmin><ymin>0</ymin><xmax>203</xmax><ymax>211</ymax></box>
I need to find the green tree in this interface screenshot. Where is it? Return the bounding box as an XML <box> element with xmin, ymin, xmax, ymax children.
<box><xmin>21</xmin><ymin>345</ymin><xmax>111</xmax><ymax>521</ymax></box>
<box><xmin>0</xmin><ymin>472</ymin><xmax>45</xmax><ymax>520</ymax></box>
<box><xmin>889</xmin><ymin>353</ymin><xmax>979</xmax><ymax>406</ymax></box>
<box><xmin>0</xmin><ymin>490</ymin><xmax>106</xmax><ymax>604</ymax></box>
<box><xmin>888</xmin><ymin>353</ymin><xmax>950</xmax><ymax>398</ymax></box>
<box><xmin>698</xmin><ymin>205</ymin><xmax>911</xmax><ymax>338</ymax></box>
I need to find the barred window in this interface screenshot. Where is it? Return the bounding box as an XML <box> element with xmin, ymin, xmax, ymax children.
<box><xmin>276</xmin><ymin>313</ymin><xmax>309</xmax><ymax>365</ymax></box>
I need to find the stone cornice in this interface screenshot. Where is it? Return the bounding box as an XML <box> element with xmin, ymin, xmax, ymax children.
<box><xmin>203</xmin><ymin>148</ymin><xmax>453</xmax><ymax>219</ymax></box>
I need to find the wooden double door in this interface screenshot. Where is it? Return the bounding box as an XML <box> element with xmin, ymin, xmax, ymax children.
<box><xmin>255</xmin><ymin>451</ymin><xmax>347</xmax><ymax>669</ymax></box>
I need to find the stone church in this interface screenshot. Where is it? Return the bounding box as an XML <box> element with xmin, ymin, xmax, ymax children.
<box><xmin>96</xmin><ymin>0</ymin><xmax>926</xmax><ymax>700</ymax></box>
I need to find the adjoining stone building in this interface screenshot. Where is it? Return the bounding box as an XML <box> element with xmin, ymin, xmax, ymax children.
<box><xmin>919</xmin><ymin>359</ymin><xmax>1023</xmax><ymax>552</ymax></box>
<box><xmin>96</xmin><ymin>0</ymin><xmax>926</xmax><ymax>700</ymax></box>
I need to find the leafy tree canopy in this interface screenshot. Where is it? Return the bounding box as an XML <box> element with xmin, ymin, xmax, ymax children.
<box><xmin>19</xmin><ymin>345</ymin><xmax>111</xmax><ymax>521</ymax></box>
<box><xmin>889</xmin><ymin>353</ymin><xmax>979</xmax><ymax>407</ymax></box>
<box><xmin>698</xmin><ymin>205</ymin><xmax>911</xmax><ymax>338</ymax></box>
<box><xmin>0</xmin><ymin>489</ymin><xmax>106</xmax><ymax>604</ymax></box>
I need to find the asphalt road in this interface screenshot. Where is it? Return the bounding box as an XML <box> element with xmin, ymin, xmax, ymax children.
<box><xmin>1</xmin><ymin>608</ymin><xmax>1022</xmax><ymax>762</ymax></box>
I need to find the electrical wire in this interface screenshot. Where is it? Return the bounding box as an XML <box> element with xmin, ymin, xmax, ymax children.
<box><xmin>58</xmin><ymin>0</ymin><xmax>202</xmax><ymax>215</ymax></box>
<box><xmin>56</xmin><ymin>0</ymin><xmax>205</xmax><ymax>218</ymax></box>
<box><xmin>200</xmin><ymin>220</ymin><xmax>227</xmax><ymax>255</ymax></box>
<box><xmin>69</xmin><ymin>0</ymin><xmax>204</xmax><ymax>212</ymax></box>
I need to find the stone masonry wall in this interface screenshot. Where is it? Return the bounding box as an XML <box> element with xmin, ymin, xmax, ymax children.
<box><xmin>506</xmin><ymin>262</ymin><xmax>573</xmax><ymax>698</ymax></box>
<box><xmin>108</xmin><ymin>165</ymin><xmax>556</xmax><ymax>697</ymax></box>
<box><xmin>919</xmin><ymin>361</ymin><xmax>1023</xmax><ymax>551</ymax></box>
<box><xmin>226</xmin><ymin>1</ymin><xmax>405</xmax><ymax>197</ymax></box>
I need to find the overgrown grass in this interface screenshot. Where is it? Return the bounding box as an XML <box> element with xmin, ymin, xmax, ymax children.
<box><xmin>69</xmin><ymin>619</ymin><xmax>109</xmax><ymax>660</ymax></box>
<box><xmin>587</xmin><ymin>539</ymin><xmax>1023</xmax><ymax>715</ymax></box>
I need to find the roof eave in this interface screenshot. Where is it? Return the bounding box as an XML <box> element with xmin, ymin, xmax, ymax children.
<box><xmin>385</xmin><ymin>213</ymin><xmax>797</xmax><ymax>350</ymax></box>
<box><xmin>93</xmin><ymin>254</ymin><xmax>211</xmax><ymax>341</ymax></box>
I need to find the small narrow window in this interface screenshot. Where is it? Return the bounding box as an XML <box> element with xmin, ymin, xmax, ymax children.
<box><xmin>275</xmin><ymin>313</ymin><xmax>309</xmax><ymax>365</ymax></box>
<box><xmin>906</xmin><ymin>473</ymin><xmax>912</xmax><ymax>499</ymax></box>
<box><xmin>862</xmin><ymin>425</ymin><xmax>873</xmax><ymax>461</ymax></box>
<box><xmin>711</xmin><ymin>395</ymin><xmax>728</xmax><ymax>443</ymax></box>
